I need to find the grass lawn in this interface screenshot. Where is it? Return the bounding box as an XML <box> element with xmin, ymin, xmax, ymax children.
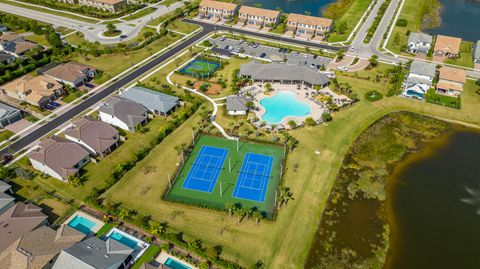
<box><xmin>38</xmin><ymin>197</ymin><xmax>75</xmax><ymax>224</ymax></box>
<box><xmin>0</xmin><ymin>0</ymin><xmax>99</xmax><ymax>23</ymax></box>
<box><xmin>327</xmin><ymin>0</ymin><xmax>372</xmax><ymax>42</ymax></box>
<box><xmin>167</xmin><ymin>20</ymin><xmax>201</xmax><ymax>34</ymax></box>
<box><xmin>425</xmin><ymin>88</ymin><xmax>461</xmax><ymax>109</ymax></box>
<box><xmin>444</xmin><ymin>41</ymin><xmax>475</xmax><ymax>68</ymax></box>
<box><xmin>123</xmin><ymin>7</ymin><xmax>157</xmax><ymax>21</ymax></box>
<box><xmin>96</xmin><ymin>223</ymin><xmax>114</xmax><ymax>237</ymax></box>
<box><xmin>131</xmin><ymin>245</ymin><xmax>162</xmax><ymax>269</ymax></box>
<box><xmin>0</xmin><ymin>129</ymin><xmax>14</xmax><ymax>142</ymax></box>
<box><xmin>25</xmin><ymin>34</ymin><xmax>51</xmax><ymax>47</ymax></box>
<box><xmin>62</xmin><ymin>90</ymin><xmax>84</xmax><ymax>103</ymax></box>
<box><xmin>70</xmin><ymin>32</ymin><xmax>183</xmax><ymax>84</ymax></box>
<box><xmin>166</xmin><ymin>135</ymin><xmax>284</xmax><ymax>215</ymax></box>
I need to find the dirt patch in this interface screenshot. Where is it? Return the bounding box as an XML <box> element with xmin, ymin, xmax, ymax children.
<box><xmin>194</xmin><ymin>81</ymin><xmax>223</xmax><ymax>95</ymax></box>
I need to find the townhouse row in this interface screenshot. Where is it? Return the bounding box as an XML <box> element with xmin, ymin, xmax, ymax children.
<box><xmin>199</xmin><ymin>0</ymin><xmax>334</xmax><ymax>39</ymax></box>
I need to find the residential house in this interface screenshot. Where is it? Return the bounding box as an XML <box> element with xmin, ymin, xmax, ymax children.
<box><xmin>403</xmin><ymin>61</ymin><xmax>437</xmax><ymax>99</ymax></box>
<box><xmin>0</xmin><ymin>181</ymin><xmax>15</xmax><ymax>214</ymax></box>
<box><xmin>99</xmin><ymin>96</ymin><xmax>148</xmax><ymax>132</ymax></box>
<box><xmin>120</xmin><ymin>86</ymin><xmax>180</xmax><ymax>117</ymax></box>
<box><xmin>0</xmin><ymin>41</ymin><xmax>38</xmax><ymax>58</ymax></box>
<box><xmin>436</xmin><ymin>67</ymin><xmax>467</xmax><ymax>96</ymax></box>
<box><xmin>0</xmin><ymin>75</ymin><xmax>64</xmax><ymax>108</ymax></box>
<box><xmin>52</xmin><ymin>237</ymin><xmax>134</xmax><ymax>269</ymax></box>
<box><xmin>239</xmin><ymin>62</ymin><xmax>330</xmax><ymax>88</ymax></box>
<box><xmin>433</xmin><ymin>35</ymin><xmax>462</xmax><ymax>58</ymax></box>
<box><xmin>57</xmin><ymin>0</ymin><xmax>78</xmax><ymax>4</ymax></box>
<box><xmin>199</xmin><ymin>0</ymin><xmax>238</xmax><ymax>21</ymax></box>
<box><xmin>0</xmin><ymin>202</ymin><xmax>48</xmax><ymax>253</ymax></box>
<box><xmin>78</xmin><ymin>0</ymin><xmax>127</xmax><ymax>13</ymax></box>
<box><xmin>0</xmin><ymin>52</ymin><xmax>16</xmax><ymax>64</ymax></box>
<box><xmin>139</xmin><ymin>262</ymin><xmax>174</xmax><ymax>269</ymax></box>
<box><xmin>226</xmin><ymin>95</ymin><xmax>249</xmax><ymax>115</ymax></box>
<box><xmin>0</xmin><ymin>32</ymin><xmax>23</xmax><ymax>44</ymax></box>
<box><xmin>28</xmin><ymin>136</ymin><xmax>91</xmax><ymax>181</ymax></box>
<box><xmin>473</xmin><ymin>41</ymin><xmax>480</xmax><ymax>64</ymax></box>
<box><xmin>0</xmin><ymin>25</ymin><xmax>7</xmax><ymax>33</ymax></box>
<box><xmin>42</xmin><ymin>62</ymin><xmax>97</xmax><ymax>88</ymax></box>
<box><xmin>0</xmin><ymin>225</ymin><xmax>84</xmax><ymax>269</ymax></box>
<box><xmin>65</xmin><ymin>116</ymin><xmax>119</xmax><ymax>157</ymax></box>
<box><xmin>0</xmin><ymin>102</ymin><xmax>22</xmax><ymax>128</ymax></box>
<box><xmin>286</xmin><ymin>13</ymin><xmax>333</xmax><ymax>39</ymax></box>
<box><xmin>238</xmin><ymin>6</ymin><xmax>281</xmax><ymax>28</ymax></box>
<box><xmin>407</xmin><ymin>32</ymin><xmax>433</xmax><ymax>54</ymax></box>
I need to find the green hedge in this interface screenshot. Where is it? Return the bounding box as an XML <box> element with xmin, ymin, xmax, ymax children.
<box><xmin>425</xmin><ymin>89</ymin><xmax>461</xmax><ymax>109</ymax></box>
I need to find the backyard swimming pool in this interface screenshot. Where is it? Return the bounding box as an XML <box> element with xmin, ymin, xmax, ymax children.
<box><xmin>260</xmin><ymin>91</ymin><xmax>312</xmax><ymax>124</ymax></box>
<box><xmin>164</xmin><ymin>257</ymin><xmax>191</xmax><ymax>269</ymax></box>
<box><xmin>67</xmin><ymin>215</ymin><xmax>96</xmax><ymax>235</ymax></box>
<box><xmin>106</xmin><ymin>230</ymin><xmax>140</xmax><ymax>249</ymax></box>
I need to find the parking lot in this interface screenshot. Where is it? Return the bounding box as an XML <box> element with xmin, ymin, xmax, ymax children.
<box><xmin>210</xmin><ymin>37</ymin><xmax>332</xmax><ymax>69</ymax></box>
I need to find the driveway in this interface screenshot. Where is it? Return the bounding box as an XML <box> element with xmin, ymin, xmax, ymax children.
<box><xmin>0</xmin><ymin>1</ymin><xmax>183</xmax><ymax>44</ymax></box>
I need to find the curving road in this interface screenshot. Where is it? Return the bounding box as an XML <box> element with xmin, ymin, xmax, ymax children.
<box><xmin>0</xmin><ymin>1</ymin><xmax>183</xmax><ymax>44</ymax></box>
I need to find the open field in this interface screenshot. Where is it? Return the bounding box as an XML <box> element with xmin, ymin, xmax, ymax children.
<box><xmin>123</xmin><ymin>7</ymin><xmax>157</xmax><ymax>21</ymax></box>
<box><xmin>327</xmin><ymin>0</ymin><xmax>372</xmax><ymax>42</ymax></box>
<box><xmin>167</xmin><ymin>20</ymin><xmax>201</xmax><ymax>34</ymax></box>
<box><xmin>0</xmin><ymin>0</ymin><xmax>100</xmax><ymax>23</ymax></box>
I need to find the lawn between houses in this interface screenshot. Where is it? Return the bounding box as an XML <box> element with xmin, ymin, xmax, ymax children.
<box><xmin>101</xmin><ymin>57</ymin><xmax>480</xmax><ymax>268</ymax></box>
<box><xmin>326</xmin><ymin>0</ymin><xmax>373</xmax><ymax>42</ymax></box>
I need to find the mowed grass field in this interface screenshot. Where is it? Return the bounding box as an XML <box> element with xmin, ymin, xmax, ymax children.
<box><xmin>166</xmin><ymin>135</ymin><xmax>284</xmax><ymax>215</ymax></box>
<box><xmin>103</xmin><ymin>54</ymin><xmax>480</xmax><ymax>268</ymax></box>
<box><xmin>327</xmin><ymin>0</ymin><xmax>373</xmax><ymax>42</ymax></box>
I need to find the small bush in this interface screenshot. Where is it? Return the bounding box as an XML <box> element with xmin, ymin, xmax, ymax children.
<box><xmin>396</xmin><ymin>18</ymin><xmax>408</xmax><ymax>27</ymax></box>
<box><xmin>365</xmin><ymin>90</ymin><xmax>383</xmax><ymax>102</ymax></box>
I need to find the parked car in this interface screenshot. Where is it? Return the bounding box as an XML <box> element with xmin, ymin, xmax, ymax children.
<box><xmin>224</xmin><ymin>45</ymin><xmax>231</xmax><ymax>50</ymax></box>
<box><xmin>260</xmin><ymin>53</ymin><xmax>267</xmax><ymax>58</ymax></box>
<box><xmin>51</xmin><ymin>102</ymin><xmax>61</xmax><ymax>108</ymax></box>
<box><xmin>313</xmin><ymin>55</ymin><xmax>318</xmax><ymax>60</ymax></box>
<box><xmin>0</xmin><ymin>154</ymin><xmax>13</xmax><ymax>164</ymax></box>
<box><xmin>293</xmin><ymin>51</ymin><xmax>300</xmax><ymax>56</ymax></box>
<box><xmin>237</xmin><ymin>39</ymin><xmax>244</xmax><ymax>45</ymax></box>
<box><xmin>234</xmin><ymin>48</ymin><xmax>241</xmax><ymax>53</ymax></box>
<box><xmin>220</xmin><ymin>36</ymin><xmax>227</xmax><ymax>41</ymax></box>
<box><xmin>252</xmin><ymin>42</ymin><xmax>260</xmax><ymax>48</ymax></box>
<box><xmin>120</xmin><ymin>35</ymin><xmax>128</xmax><ymax>39</ymax></box>
<box><xmin>45</xmin><ymin>104</ymin><xmax>56</xmax><ymax>110</ymax></box>
<box><xmin>350</xmin><ymin>46</ymin><xmax>355</xmax><ymax>52</ymax></box>
<box><xmin>337</xmin><ymin>66</ymin><xmax>349</xmax><ymax>71</ymax></box>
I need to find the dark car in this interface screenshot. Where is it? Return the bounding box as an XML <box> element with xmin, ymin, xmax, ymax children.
<box><xmin>252</xmin><ymin>42</ymin><xmax>260</xmax><ymax>48</ymax></box>
<box><xmin>45</xmin><ymin>104</ymin><xmax>55</xmax><ymax>110</ymax></box>
<box><xmin>220</xmin><ymin>36</ymin><xmax>227</xmax><ymax>41</ymax></box>
<box><xmin>0</xmin><ymin>154</ymin><xmax>13</xmax><ymax>164</ymax></box>
<box><xmin>120</xmin><ymin>35</ymin><xmax>128</xmax><ymax>39</ymax></box>
<box><xmin>51</xmin><ymin>102</ymin><xmax>61</xmax><ymax>108</ymax></box>
<box><xmin>260</xmin><ymin>53</ymin><xmax>267</xmax><ymax>58</ymax></box>
<box><xmin>313</xmin><ymin>55</ymin><xmax>318</xmax><ymax>60</ymax></box>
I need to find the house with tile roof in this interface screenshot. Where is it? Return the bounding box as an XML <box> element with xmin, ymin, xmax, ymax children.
<box><xmin>120</xmin><ymin>86</ymin><xmax>180</xmax><ymax>117</ymax></box>
<box><xmin>42</xmin><ymin>62</ymin><xmax>97</xmax><ymax>88</ymax></box>
<box><xmin>65</xmin><ymin>116</ymin><xmax>119</xmax><ymax>157</ymax></box>
<box><xmin>286</xmin><ymin>13</ymin><xmax>333</xmax><ymax>39</ymax></box>
<box><xmin>0</xmin><ymin>224</ymin><xmax>84</xmax><ymax>269</ymax></box>
<box><xmin>52</xmin><ymin>237</ymin><xmax>133</xmax><ymax>269</ymax></box>
<box><xmin>199</xmin><ymin>0</ymin><xmax>238</xmax><ymax>21</ymax></box>
<box><xmin>238</xmin><ymin>6</ymin><xmax>281</xmax><ymax>28</ymax></box>
<box><xmin>0</xmin><ymin>102</ymin><xmax>22</xmax><ymax>128</ymax></box>
<box><xmin>0</xmin><ymin>75</ymin><xmax>64</xmax><ymax>108</ymax></box>
<box><xmin>0</xmin><ymin>202</ymin><xmax>48</xmax><ymax>254</ymax></box>
<box><xmin>436</xmin><ymin>66</ymin><xmax>467</xmax><ymax>96</ymax></box>
<box><xmin>99</xmin><ymin>96</ymin><xmax>148</xmax><ymax>132</ymax></box>
<box><xmin>433</xmin><ymin>35</ymin><xmax>462</xmax><ymax>58</ymax></box>
<box><xmin>28</xmin><ymin>136</ymin><xmax>91</xmax><ymax>181</ymax></box>
<box><xmin>0</xmin><ymin>41</ymin><xmax>38</xmax><ymax>58</ymax></box>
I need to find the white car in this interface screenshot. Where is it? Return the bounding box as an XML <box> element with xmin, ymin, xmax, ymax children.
<box><xmin>349</xmin><ymin>46</ymin><xmax>355</xmax><ymax>52</ymax></box>
<box><xmin>337</xmin><ymin>66</ymin><xmax>349</xmax><ymax>71</ymax></box>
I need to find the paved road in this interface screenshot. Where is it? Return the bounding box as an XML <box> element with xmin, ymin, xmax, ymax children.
<box><xmin>184</xmin><ymin>19</ymin><xmax>346</xmax><ymax>52</ymax></box>
<box><xmin>0</xmin><ymin>1</ymin><xmax>183</xmax><ymax>44</ymax></box>
<box><xmin>0</xmin><ymin>24</ymin><xmax>213</xmax><ymax>156</ymax></box>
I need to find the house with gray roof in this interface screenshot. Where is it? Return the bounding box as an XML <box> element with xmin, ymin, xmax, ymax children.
<box><xmin>239</xmin><ymin>62</ymin><xmax>330</xmax><ymax>88</ymax></box>
<box><xmin>65</xmin><ymin>116</ymin><xmax>119</xmax><ymax>157</ymax></box>
<box><xmin>0</xmin><ymin>52</ymin><xmax>15</xmax><ymax>64</ymax></box>
<box><xmin>0</xmin><ymin>202</ymin><xmax>48</xmax><ymax>253</ymax></box>
<box><xmin>99</xmin><ymin>96</ymin><xmax>148</xmax><ymax>132</ymax></box>
<box><xmin>0</xmin><ymin>181</ymin><xmax>14</xmax><ymax>214</ymax></box>
<box><xmin>52</xmin><ymin>237</ymin><xmax>133</xmax><ymax>269</ymax></box>
<box><xmin>474</xmin><ymin>41</ymin><xmax>480</xmax><ymax>64</ymax></box>
<box><xmin>0</xmin><ymin>224</ymin><xmax>84</xmax><ymax>269</ymax></box>
<box><xmin>120</xmin><ymin>86</ymin><xmax>180</xmax><ymax>117</ymax></box>
<box><xmin>407</xmin><ymin>32</ymin><xmax>433</xmax><ymax>54</ymax></box>
<box><xmin>28</xmin><ymin>135</ymin><xmax>91</xmax><ymax>181</ymax></box>
<box><xmin>226</xmin><ymin>95</ymin><xmax>249</xmax><ymax>115</ymax></box>
<box><xmin>0</xmin><ymin>25</ymin><xmax>7</xmax><ymax>33</ymax></box>
<box><xmin>406</xmin><ymin>61</ymin><xmax>437</xmax><ymax>87</ymax></box>
<box><xmin>0</xmin><ymin>102</ymin><xmax>22</xmax><ymax>128</ymax></box>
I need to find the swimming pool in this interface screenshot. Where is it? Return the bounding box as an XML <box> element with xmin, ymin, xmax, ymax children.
<box><xmin>164</xmin><ymin>257</ymin><xmax>191</xmax><ymax>269</ymax></box>
<box><xmin>405</xmin><ymin>89</ymin><xmax>425</xmax><ymax>100</ymax></box>
<box><xmin>106</xmin><ymin>231</ymin><xmax>139</xmax><ymax>249</ymax></box>
<box><xmin>260</xmin><ymin>91</ymin><xmax>312</xmax><ymax>124</ymax></box>
<box><xmin>67</xmin><ymin>215</ymin><xmax>96</xmax><ymax>235</ymax></box>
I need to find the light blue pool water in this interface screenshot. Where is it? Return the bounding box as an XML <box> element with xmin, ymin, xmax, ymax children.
<box><xmin>406</xmin><ymin>89</ymin><xmax>425</xmax><ymax>99</ymax></box>
<box><xmin>260</xmin><ymin>91</ymin><xmax>312</xmax><ymax>124</ymax></box>
<box><xmin>164</xmin><ymin>258</ymin><xmax>191</xmax><ymax>269</ymax></box>
<box><xmin>67</xmin><ymin>215</ymin><xmax>96</xmax><ymax>235</ymax></box>
<box><xmin>107</xmin><ymin>231</ymin><xmax>139</xmax><ymax>249</ymax></box>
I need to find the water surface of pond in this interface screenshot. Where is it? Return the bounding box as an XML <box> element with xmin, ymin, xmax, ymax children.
<box><xmin>238</xmin><ymin>0</ymin><xmax>334</xmax><ymax>17</ymax></box>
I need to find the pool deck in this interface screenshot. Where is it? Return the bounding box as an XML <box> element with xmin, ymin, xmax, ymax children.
<box><xmin>63</xmin><ymin>211</ymin><xmax>104</xmax><ymax>233</ymax></box>
<box><xmin>106</xmin><ymin>228</ymin><xmax>150</xmax><ymax>261</ymax></box>
<box><xmin>249</xmin><ymin>83</ymin><xmax>327</xmax><ymax>127</ymax></box>
<box><xmin>155</xmin><ymin>252</ymin><xmax>197</xmax><ymax>269</ymax></box>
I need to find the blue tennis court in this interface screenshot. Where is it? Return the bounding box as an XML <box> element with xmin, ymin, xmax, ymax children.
<box><xmin>233</xmin><ymin>153</ymin><xmax>273</xmax><ymax>202</ymax></box>
<box><xmin>182</xmin><ymin>146</ymin><xmax>228</xmax><ymax>193</ymax></box>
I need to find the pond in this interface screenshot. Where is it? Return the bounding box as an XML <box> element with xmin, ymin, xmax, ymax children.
<box><xmin>424</xmin><ymin>0</ymin><xmax>480</xmax><ymax>41</ymax></box>
<box><xmin>238</xmin><ymin>0</ymin><xmax>335</xmax><ymax>17</ymax></box>
<box><xmin>385</xmin><ymin>129</ymin><xmax>480</xmax><ymax>268</ymax></box>
<box><xmin>260</xmin><ymin>91</ymin><xmax>311</xmax><ymax>124</ymax></box>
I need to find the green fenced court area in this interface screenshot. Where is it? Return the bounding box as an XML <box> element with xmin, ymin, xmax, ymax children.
<box><xmin>178</xmin><ymin>59</ymin><xmax>220</xmax><ymax>78</ymax></box>
<box><xmin>165</xmin><ymin>135</ymin><xmax>284</xmax><ymax>215</ymax></box>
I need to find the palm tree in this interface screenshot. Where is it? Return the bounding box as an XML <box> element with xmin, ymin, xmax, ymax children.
<box><xmin>245</xmin><ymin>207</ymin><xmax>254</xmax><ymax>221</ymax></box>
<box><xmin>149</xmin><ymin>221</ymin><xmax>161</xmax><ymax>236</ymax></box>
<box><xmin>188</xmin><ymin>239</ymin><xmax>203</xmax><ymax>251</ymax></box>
<box><xmin>278</xmin><ymin>187</ymin><xmax>294</xmax><ymax>209</ymax></box>
<box><xmin>252</xmin><ymin>211</ymin><xmax>263</xmax><ymax>225</ymax></box>
<box><xmin>233</xmin><ymin>207</ymin><xmax>245</xmax><ymax>224</ymax></box>
<box><xmin>118</xmin><ymin>209</ymin><xmax>131</xmax><ymax>221</ymax></box>
<box><xmin>287</xmin><ymin>120</ymin><xmax>297</xmax><ymax>129</ymax></box>
<box><xmin>225</xmin><ymin>202</ymin><xmax>234</xmax><ymax>218</ymax></box>
<box><xmin>159</xmin><ymin>221</ymin><xmax>169</xmax><ymax>234</ymax></box>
